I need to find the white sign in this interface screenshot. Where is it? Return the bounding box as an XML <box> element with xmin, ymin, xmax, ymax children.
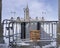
<box><xmin>0</xmin><ymin>44</ymin><xmax>8</xmax><ymax>48</ymax></box>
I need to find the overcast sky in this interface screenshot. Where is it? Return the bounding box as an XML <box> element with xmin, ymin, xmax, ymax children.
<box><xmin>2</xmin><ymin>0</ymin><xmax>58</xmax><ymax>21</ymax></box>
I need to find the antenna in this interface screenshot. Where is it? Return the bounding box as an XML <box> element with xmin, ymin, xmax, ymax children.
<box><xmin>26</xmin><ymin>0</ymin><xmax>28</xmax><ymax>7</ymax></box>
<box><xmin>10</xmin><ymin>11</ymin><xmax>16</xmax><ymax>18</ymax></box>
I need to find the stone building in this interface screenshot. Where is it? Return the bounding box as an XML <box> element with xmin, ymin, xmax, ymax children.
<box><xmin>24</xmin><ymin>4</ymin><xmax>30</xmax><ymax>21</ymax></box>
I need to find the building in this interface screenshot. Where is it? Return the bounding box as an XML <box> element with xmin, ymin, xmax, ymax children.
<box><xmin>24</xmin><ymin>4</ymin><xmax>30</xmax><ymax>21</ymax></box>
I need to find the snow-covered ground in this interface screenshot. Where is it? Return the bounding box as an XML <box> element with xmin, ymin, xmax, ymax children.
<box><xmin>0</xmin><ymin>42</ymin><xmax>60</xmax><ymax>48</ymax></box>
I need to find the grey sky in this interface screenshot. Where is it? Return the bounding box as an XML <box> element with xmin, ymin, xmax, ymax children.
<box><xmin>2</xmin><ymin>0</ymin><xmax>58</xmax><ymax>21</ymax></box>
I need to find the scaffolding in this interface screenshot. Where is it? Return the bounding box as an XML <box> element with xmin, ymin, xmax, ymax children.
<box><xmin>3</xmin><ymin>19</ymin><xmax>58</xmax><ymax>48</ymax></box>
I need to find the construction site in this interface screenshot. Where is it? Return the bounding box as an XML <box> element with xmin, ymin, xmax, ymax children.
<box><xmin>0</xmin><ymin>0</ymin><xmax>60</xmax><ymax>48</ymax></box>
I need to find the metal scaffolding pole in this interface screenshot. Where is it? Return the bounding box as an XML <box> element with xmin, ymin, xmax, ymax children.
<box><xmin>37</xmin><ymin>22</ymin><xmax>41</xmax><ymax>30</ymax></box>
<box><xmin>21</xmin><ymin>22</ymin><xmax>26</xmax><ymax>39</ymax></box>
<box><xmin>0</xmin><ymin>0</ymin><xmax>4</xmax><ymax>43</ymax></box>
<box><xmin>57</xmin><ymin>0</ymin><xmax>60</xmax><ymax>47</ymax></box>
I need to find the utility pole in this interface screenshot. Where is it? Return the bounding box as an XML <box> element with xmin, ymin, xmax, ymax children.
<box><xmin>0</xmin><ymin>0</ymin><xmax>4</xmax><ymax>43</ymax></box>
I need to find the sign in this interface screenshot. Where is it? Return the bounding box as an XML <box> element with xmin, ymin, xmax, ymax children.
<box><xmin>30</xmin><ymin>30</ymin><xmax>40</xmax><ymax>41</ymax></box>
